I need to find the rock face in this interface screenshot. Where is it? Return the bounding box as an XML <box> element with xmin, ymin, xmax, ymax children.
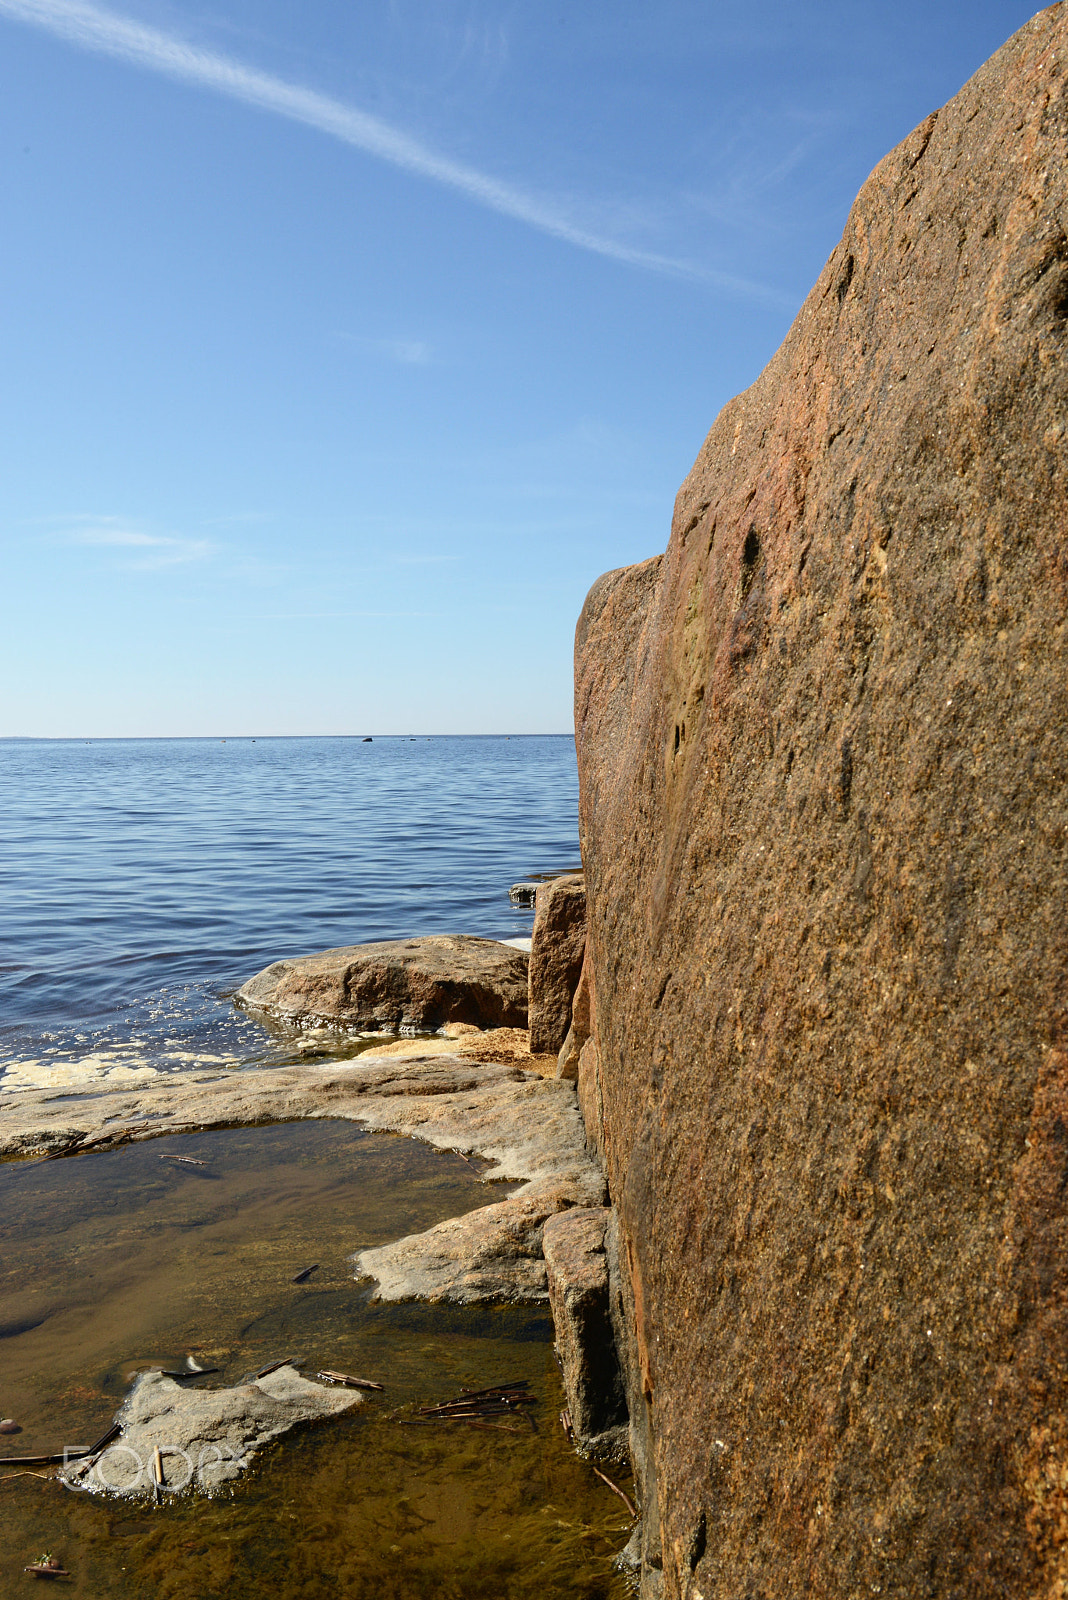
<box><xmin>235</xmin><ymin>935</ymin><xmax>529</xmax><ymax>1032</ymax></box>
<box><xmin>528</xmin><ymin>874</ymin><xmax>587</xmax><ymax>1055</ymax></box>
<box><xmin>574</xmin><ymin>9</ymin><xmax>1068</xmax><ymax>1599</ymax></box>
<box><xmin>66</xmin><ymin>1367</ymin><xmax>358</xmax><ymax>1497</ymax></box>
<box><xmin>542</xmin><ymin>1207</ymin><xmax>627</xmax><ymax>1454</ymax></box>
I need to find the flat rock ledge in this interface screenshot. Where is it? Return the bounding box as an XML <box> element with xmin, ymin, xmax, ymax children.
<box><xmin>64</xmin><ymin>1366</ymin><xmax>358</xmax><ymax>1498</ymax></box>
<box><xmin>236</xmin><ymin>934</ymin><xmax>530</xmax><ymax>1033</ymax></box>
<box><xmin>0</xmin><ymin>1054</ymin><xmax>604</xmax><ymax>1303</ymax></box>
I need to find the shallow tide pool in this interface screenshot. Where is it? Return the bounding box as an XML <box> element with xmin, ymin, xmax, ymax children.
<box><xmin>0</xmin><ymin>1120</ymin><xmax>633</xmax><ymax>1597</ymax></box>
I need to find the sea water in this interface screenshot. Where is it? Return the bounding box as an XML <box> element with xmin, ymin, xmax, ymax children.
<box><xmin>0</xmin><ymin>735</ymin><xmax>581</xmax><ymax>1091</ymax></box>
<box><xmin>0</xmin><ymin>737</ymin><xmax>631</xmax><ymax>1598</ymax></box>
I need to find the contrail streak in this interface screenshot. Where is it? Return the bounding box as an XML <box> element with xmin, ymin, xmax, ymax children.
<box><xmin>0</xmin><ymin>0</ymin><xmax>781</xmax><ymax>295</ymax></box>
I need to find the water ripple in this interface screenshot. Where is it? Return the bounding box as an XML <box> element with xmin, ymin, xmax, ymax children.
<box><xmin>0</xmin><ymin>736</ymin><xmax>580</xmax><ymax>1084</ymax></box>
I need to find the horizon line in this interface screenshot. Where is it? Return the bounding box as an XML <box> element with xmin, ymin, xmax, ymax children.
<box><xmin>0</xmin><ymin>732</ymin><xmax>577</xmax><ymax>740</ymax></box>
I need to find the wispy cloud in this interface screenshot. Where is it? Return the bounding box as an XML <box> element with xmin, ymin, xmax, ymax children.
<box><xmin>332</xmin><ymin>331</ymin><xmax>435</xmax><ymax>365</ymax></box>
<box><xmin>0</xmin><ymin>0</ymin><xmax>780</xmax><ymax>296</ymax></box>
<box><xmin>383</xmin><ymin>338</ymin><xmax>432</xmax><ymax>365</ymax></box>
<box><xmin>64</xmin><ymin>517</ymin><xmax>213</xmax><ymax>567</ymax></box>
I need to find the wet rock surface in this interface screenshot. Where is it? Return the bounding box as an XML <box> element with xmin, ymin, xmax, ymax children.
<box><xmin>235</xmin><ymin>935</ymin><xmax>529</xmax><ymax>1033</ymax></box>
<box><xmin>528</xmin><ymin>874</ymin><xmax>587</xmax><ymax>1056</ymax></box>
<box><xmin>65</xmin><ymin>1367</ymin><xmax>359</xmax><ymax>1497</ymax></box>
<box><xmin>574</xmin><ymin>8</ymin><xmax>1068</xmax><ymax>1597</ymax></box>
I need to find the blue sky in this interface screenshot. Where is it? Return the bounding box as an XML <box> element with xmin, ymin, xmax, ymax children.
<box><xmin>0</xmin><ymin>0</ymin><xmax>1042</xmax><ymax>735</ymax></box>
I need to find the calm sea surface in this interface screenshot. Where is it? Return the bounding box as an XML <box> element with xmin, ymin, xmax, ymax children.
<box><xmin>0</xmin><ymin>736</ymin><xmax>580</xmax><ymax>1091</ymax></box>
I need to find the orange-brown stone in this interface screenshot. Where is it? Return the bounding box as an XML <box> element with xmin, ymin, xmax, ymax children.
<box><xmin>574</xmin><ymin>8</ymin><xmax>1068</xmax><ymax>1595</ymax></box>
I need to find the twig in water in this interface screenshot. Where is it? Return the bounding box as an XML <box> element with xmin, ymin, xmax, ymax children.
<box><xmin>160</xmin><ymin>1154</ymin><xmax>206</xmax><ymax>1167</ymax></box>
<box><xmin>252</xmin><ymin>1356</ymin><xmax>304</xmax><ymax>1380</ymax></box>
<box><xmin>316</xmin><ymin>1370</ymin><xmax>384</xmax><ymax>1391</ymax></box>
<box><xmin>86</xmin><ymin>1423</ymin><xmax>122</xmax><ymax>1456</ymax></box>
<box><xmin>290</xmin><ymin>1264</ymin><xmax>319</xmax><ymax>1284</ymax></box>
<box><xmin>592</xmin><ymin>1466</ymin><xmax>637</xmax><ymax>1518</ymax></box>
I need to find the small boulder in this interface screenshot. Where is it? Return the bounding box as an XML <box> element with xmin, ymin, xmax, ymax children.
<box><xmin>529</xmin><ymin>875</ymin><xmax>587</xmax><ymax>1055</ymax></box>
<box><xmin>236</xmin><ymin>934</ymin><xmax>529</xmax><ymax>1033</ymax></box>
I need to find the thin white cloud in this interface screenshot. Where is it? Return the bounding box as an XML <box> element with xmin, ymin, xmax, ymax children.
<box><xmin>0</xmin><ymin>0</ymin><xmax>781</xmax><ymax>296</ymax></box>
<box><xmin>65</xmin><ymin>519</ymin><xmax>212</xmax><ymax>566</ymax></box>
<box><xmin>383</xmin><ymin>338</ymin><xmax>432</xmax><ymax>365</ymax></box>
<box><xmin>331</xmin><ymin>331</ymin><xmax>435</xmax><ymax>364</ymax></box>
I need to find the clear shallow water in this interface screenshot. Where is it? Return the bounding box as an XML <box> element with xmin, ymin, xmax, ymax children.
<box><xmin>0</xmin><ymin>1122</ymin><xmax>632</xmax><ymax>1599</ymax></box>
<box><xmin>0</xmin><ymin>736</ymin><xmax>580</xmax><ymax>1090</ymax></box>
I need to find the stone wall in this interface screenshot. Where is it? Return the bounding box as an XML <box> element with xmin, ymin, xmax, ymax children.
<box><xmin>573</xmin><ymin>7</ymin><xmax>1068</xmax><ymax>1596</ymax></box>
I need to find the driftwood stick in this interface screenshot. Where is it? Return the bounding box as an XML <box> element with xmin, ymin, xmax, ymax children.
<box><xmin>87</xmin><ymin>1423</ymin><xmax>122</xmax><ymax>1455</ymax></box>
<box><xmin>316</xmin><ymin>1371</ymin><xmax>384</xmax><ymax>1391</ymax></box>
<box><xmin>290</xmin><ymin>1264</ymin><xmax>319</xmax><ymax>1284</ymax></box>
<box><xmin>592</xmin><ymin>1466</ymin><xmax>638</xmax><ymax>1518</ymax></box>
<box><xmin>253</xmin><ymin>1356</ymin><xmax>303</xmax><ymax>1379</ymax></box>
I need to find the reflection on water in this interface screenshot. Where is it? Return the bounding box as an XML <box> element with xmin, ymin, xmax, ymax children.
<box><xmin>0</xmin><ymin>1121</ymin><xmax>632</xmax><ymax>1597</ymax></box>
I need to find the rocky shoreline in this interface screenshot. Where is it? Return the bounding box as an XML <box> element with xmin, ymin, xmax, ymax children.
<box><xmin>0</xmin><ymin>881</ymin><xmax>622</xmax><ymax>1492</ymax></box>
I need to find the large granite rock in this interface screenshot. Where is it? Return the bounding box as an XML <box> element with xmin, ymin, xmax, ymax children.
<box><xmin>528</xmin><ymin>874</ymin><xmax>587</xmax><ymax>1055</ymax></box>
<box><xmin>574</xmin><ymin>9</ymin><xmax>1068</xmax><ymax>1598</ymax></box>
<box><xmin>235</xmin><ymin>934</ymin><xmax>529</xmax><ymax>1032</ymax></box>
<box><xmin>542</xmin><ymin>1207</ymin><xmax>627</xmax><ymax>1455</ymax></box>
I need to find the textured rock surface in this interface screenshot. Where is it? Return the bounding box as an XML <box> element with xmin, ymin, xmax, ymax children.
<box><xmin>575</xmin><ymin>9</ymin><xmax>1068</xmax><ymax>1598</ymax></box>
<box><xmin>236</xmin><ymin>935</ymin><xmax>529</xmax><ymax>1032</ymax></box>
<box><xmin>542</xmin><ymin>1207</ymin><xmax>627</xmax><ymax>1453</ymax></box>
<box><xmin>66</xmin><ymin>1367</ymin><xmax>358</xmax><ymax>1497</ymax></box>
<box><xmin>364</xmin><ymin>1026</ymin><xmax>558</xmax><ymax>1074</ymax></box>
<box><xmin>556</xmin><ymin>950</ymin><xmax>593</xmax><ymax>1081</ymax></box>
<box><xmin>354</xmin><ymin>1187</ymin><xmax>570</xmax><ymax>1303</ymax></box>
<box><xmin>529</xmin><ymin>874</ymin><xmax>588</xmax><ymax>1055</ymax></box>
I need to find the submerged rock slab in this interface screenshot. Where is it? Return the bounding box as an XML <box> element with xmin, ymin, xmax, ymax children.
<box><xmin>66</xmin><ymin>1367</ymin><xmax>359</xmax><ymax>1497</ymax></box>
<box><xmin>574</xmin><ymin>8</ymin><xmax>1068</xmax><ymax>1597</ymax></box>
<box><xmin>235</xmin><ymin>935</ymin><xmax>529</xmax><ymax>1032</ymax></box>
